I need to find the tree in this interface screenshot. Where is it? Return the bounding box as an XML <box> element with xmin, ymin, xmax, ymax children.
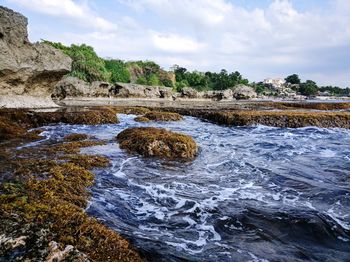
<box><xmin>173</xmin><ymin>65</ymin><xmax>188</xmax><ymax>82</ymax></box>
<box><xmin>299</xmin><ymin>80</ymin><xmax>318</xmax><ymax>96</ymax></box>
<box><xmin>147</xmin><ymin>74</ymin><xmax>160</xmax><ymax>86</ymax></box>
<box><xmin>136</xmin><ymin>76</ymin><xmax>148</xmax><ymax>85</ymax></box>
<box><xmin>104</xmin><ymin>59</ymin><xmax>130</xmax><ymax>83</ymax></box>
<box><xmin>252</xmin><ymin>82</ymin><xmax>265</xmax><ymax>94</ymax></box>
<box><xmin>285</xmin><ymin>74</ymin><xmax>301</xmax><ymax>85</ymax></box>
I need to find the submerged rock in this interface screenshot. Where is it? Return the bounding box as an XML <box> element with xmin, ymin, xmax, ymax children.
<box><xmin>143</xmin><ymin>111</ymin><xmax>183</xmax><ymax>121</ymax></box>
<box><xmin>116</xmin><ymin>127</ymin><xmax>198</xmax><ymax>159</ymax></box>
<box><xmin>63</xmin><ymin>133</ymin><xmax>89</xmax><ymax>142</ymax></box>
<box><xmin>0</xmin><ymin>6</ymin><xmax>72</xmax><ymax>108</ymax></box>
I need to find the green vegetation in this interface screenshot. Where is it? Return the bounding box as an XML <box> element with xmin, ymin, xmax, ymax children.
<box><xmin>104</xmin><ymin>59</ymin><xmax>130</xmax><ymax>83</ymax></box>
<box><xmin>43</xmin><ymin>40</ymin><xmax>349</xmax><ymax>96</ymax></box>
<box><xmin>43</xmin><ymin>41</ymin><xmax>110</xmax><ymax>82</ymax></box>
<box><xmin>173</xmin><ymin>66</ymin><xmax>249</xmax><ymax>91</ymax></box>
<box><xmin>285</xmin><ymin>74</ymin><xmax>349</xmax><ymax>97</ymax></box>
<box><xmin>319</xmin><ymin>86</ymin><xmax>350</xmax><ymax>96</ymax></box>
<box><xmin>127</xmin><ymin>60</ymin><xmax>173</xmax><ymax>87</ymax></box>
<box><xmin>285</xmin><ymin>74</ymin><xmax>301</xmax><ymax>85</ymax></box>
<box><xmin>299</xmin><ymin>80</ymin><xmax>318</xmax><ymax>96</ymax></box>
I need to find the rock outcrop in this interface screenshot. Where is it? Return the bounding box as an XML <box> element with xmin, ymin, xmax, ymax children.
<box><xmin>181</xmin><ymin>87</ymin><xmax>199</xmax><ymax>99</ymax></box>
<box><xmin>53</xmin><ymin>76</ymin><xmax>111</xmax><ymax>100</ymax></box>
<box><xmin>232</xmin><ymin>85</ymin><xmax>257</xmax><ymax>100</ymax></box>
<box><xmin>0</xmin><ymin>6</ymin><xmax>72</xmax><ymax>108</ymax></box>
<box><xmin>111</xmin><ymin>82</ymin><xmax>173</xmax><ymax>99</ymax></box>
<box><xmin>116</xmin><ymin>127</ymin><xmax>198</xmax><ymax>159</ymax></box>
<box><xmin>201</xmin><ymin>89</ymin><xmax>234</xmax><ymax>101</ymax></box>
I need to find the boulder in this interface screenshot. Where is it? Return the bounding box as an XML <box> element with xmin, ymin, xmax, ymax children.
<box><xmin>181</xmin><ymin>87</ymin><xmax>199</xmax><ymax>99</ymax></box>
<box><xmin>220</xmin><ymin>89</ymin><xmax>234</xmax><ymax>100</ymax></box>
<box><xmin>89</xmin><ymin>81</ymin><xmax>111</xmax><ymax>97</ymax></box>
<box><xmin>0</xmin><ymin>6</ymin><xmax>72</xmax><ymax>108</ymax></box>
<box><xmin>116</xmin><ymin>127</ymin><xmax>198</xmax><ymax>159</ymax></box>
<box><xmin>144</xmin><ymin>86</ymin><xmax>161</xmax><ymax>98</ymax></box>
<box><xmin>52</xmin><ymin>76</ymin><xmax>88</xmax><ymax>100</ymax></box>
<box><xmin>232</xmin><ymin>85</ymin><xmax>257</xmax><ymax>100</ymax></box>
<box><xmin>159</xmin><ymin>87</ymin><xmax>174</xmax><ymax>99</ymax></box>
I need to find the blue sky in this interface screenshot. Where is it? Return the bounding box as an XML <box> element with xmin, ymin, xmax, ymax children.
<box><xmin>2</xmin><ymin>0</ymin><xmax>350</xmax><ymax>87</ymax></box>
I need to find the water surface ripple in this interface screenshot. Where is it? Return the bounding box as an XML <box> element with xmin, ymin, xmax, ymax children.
<box><xmin>39</xmin><ymin>115</ymin><xmax>350</xmax><ymax>261</ymax></box>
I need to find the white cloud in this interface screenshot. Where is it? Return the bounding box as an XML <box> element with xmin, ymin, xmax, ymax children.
<box><xmin>7</xmin><ymin>0</ymin><xmax>116</xmax><ymax>31</ymax></box>
<box><xmin>151</xmin><ymin>32</ymin><xmax>204</xmax><ymax>53</ymax></box>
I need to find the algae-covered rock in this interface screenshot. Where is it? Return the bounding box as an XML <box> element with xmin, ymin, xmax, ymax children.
<box><xmin>0</xmin><ymin>108</ymin><xmax>119</xmax><ymax>129</ymax></box>
<box><xmin>134</xmin><ymin>116</ymin><xmax>150</xmax><ymax>122</ymax></box>
<box><xmin>63</xmin><ymin>133</ymin><xmax>89</xmax><ymax>142</ymax></box>
<box><xmin>116</xmin><ymin>127</ymin><xmax>198</xmax><ymax>159</ymax></box>
<box><xmin>0</xmin><ymin>116</ymin><xmax>41</xmax><ymax>142</ymax></box>
<box><xmin>143</xmin><ymin>111</ymin><xmax>183</xmax><ymax>121</ymax></box>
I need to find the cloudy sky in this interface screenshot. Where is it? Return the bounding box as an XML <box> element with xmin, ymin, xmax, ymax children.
<box><xmin>3</xmin><ymin>0</ymin><xmax>350</xmax><ymax>87</ymax></box>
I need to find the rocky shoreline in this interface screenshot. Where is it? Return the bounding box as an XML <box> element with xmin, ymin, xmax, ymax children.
<box><xmin>1</xmin><ymin>5</ymin><xmax>350</xmax><ymax>262</ymax></box>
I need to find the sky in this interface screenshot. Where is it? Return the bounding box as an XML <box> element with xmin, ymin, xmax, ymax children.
<box><xmin>2</xmin><ymin>0</ymin><xmax>350</xmax><ymax>87</ymax></box>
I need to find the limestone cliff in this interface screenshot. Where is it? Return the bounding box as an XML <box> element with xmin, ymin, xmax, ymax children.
<box><xmin>0</xmin><ymin>6</ymin><xmax>72</xmax><ymax>108</ymax></box>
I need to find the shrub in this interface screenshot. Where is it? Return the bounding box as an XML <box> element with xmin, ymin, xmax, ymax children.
<box><xmin>104</xmin><ymin>59</ymin><xmax>130</xmax><ymax>83</ymax></box>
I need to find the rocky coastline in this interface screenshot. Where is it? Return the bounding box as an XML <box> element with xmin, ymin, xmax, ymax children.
<box><xmin>1</xmin><ymin>5</ymin><xmax>350</xmax><ymax>262</ymax></box>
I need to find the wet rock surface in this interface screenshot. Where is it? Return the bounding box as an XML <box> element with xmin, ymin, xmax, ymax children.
<box><xmin>143</xmin><ymin>111</ymin><xmax>183</xmax><ymax>122</ymax></box>
<box><xmin>0</xmin><ymin>113</ymin><xmax>144</xmax><ymax>262</ymax></box>
<box><xmin>116</xmin><ymin>127</ymin><xmax>198</xmax><ymax>159</ymax></box>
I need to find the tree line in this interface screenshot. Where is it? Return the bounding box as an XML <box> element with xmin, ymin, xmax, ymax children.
<box><xmin>43</xmin><ymin>41</ymin><xmax>349</xmax><ymax>96</ymax></box>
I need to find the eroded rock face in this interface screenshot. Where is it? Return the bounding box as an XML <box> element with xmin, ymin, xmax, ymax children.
<box><xmin>111</xmin><ymin>82</ymin><xmax>174</xmax><ymax>99</ymax></box>
<box><xmin>116</xmin><ymin>127</ymin><xmax>198</xmax><ymax>159</ymax></box>
<box><xmin>53</xmin><ymin>76</ymin><xmax>111</xmax><ymax>100</ymax></box>
<box><xmin>0</xmin><ymin>6</ymin><xmax>71</xmax><ymax>108</ymax></box>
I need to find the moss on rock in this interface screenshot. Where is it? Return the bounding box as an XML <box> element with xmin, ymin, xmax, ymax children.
<box><xmin>134</xmin><ymin>116</ymin><xmax>150</xmax><ymax>122</ymax></box>
<box><xmin>60</xmin><ymin>154</ymin><xmax>110</xmax><ymax>169</ymax></box>
<box><xmin>1</xmin><ymin>143</ymin><xmax>143</xmax><ymax>261</ymax></box>
<box><xmin>0</xmin><ymin>116</ymin><xmax>41</xmax><ymax>142</ymax></box>
<box><xmin>202</xmin><ymin>110</ymin><xmax>350</xmax><ymax>128</ymax></box>
<box><xmin>143</xmin><ymin>111</ymin><xmax>183</xmax><ymax>121</ymax></box>
<box><xmin>116</xmin><ymin>127</ymin><xmax>197</xmax><ymax>159</ymax></box>
<box><xmin>0</xmin><ymin>108</ymin><xmax>119</xmax><ymax>130</ymax></box>
<box><xmin>63</xmin><ymin>133</ymin><xmax>89</xmax><ymax>142</ymax></box>
<box><xmin>258</xmin><ymin>101</ymin><xmax>350</xmax><ymax>111</ymax></box>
